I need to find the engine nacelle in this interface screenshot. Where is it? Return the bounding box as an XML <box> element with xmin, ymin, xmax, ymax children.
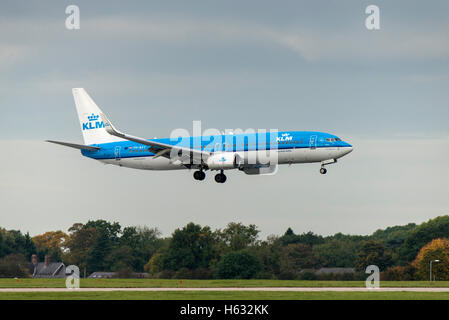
<box><xmin>206</xmin><ymin>153</ymin><xmax>242</xmax><ymax>170</ymax></box>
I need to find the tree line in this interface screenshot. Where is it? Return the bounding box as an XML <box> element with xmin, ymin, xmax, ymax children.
<box><xmin>1</xmin><ymin>215</ymin><xmax>449</xmax><ymax>280</ymax></box>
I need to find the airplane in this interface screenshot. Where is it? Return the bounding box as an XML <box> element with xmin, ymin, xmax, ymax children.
<box><xmin>47</xmin><ymin>88</ymin><xmax>353</xmax><ymax>183</ymax></box>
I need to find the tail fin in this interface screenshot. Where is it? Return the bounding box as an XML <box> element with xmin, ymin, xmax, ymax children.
<box><xmin>72</xmin><ymin>88</ymin><xmax>124</xmax><ymax>145</ymax></box>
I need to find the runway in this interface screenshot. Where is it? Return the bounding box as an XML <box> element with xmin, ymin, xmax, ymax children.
<box><xmin>1</xmin><ymin>287</ymin><xmax>449</xmax><ymax>292</ymax></box>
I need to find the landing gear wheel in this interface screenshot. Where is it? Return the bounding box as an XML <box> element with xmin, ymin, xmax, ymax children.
<box><xmin>320</xmin><ymin>167</ymin><xmax>327</xmax><ymax>174</ymax></box>
<box><xmin>214</xmin><ymin>173</ymin><xmax>227</xmax><ymax>183</ymax></box>
<box><xmin>193</xmin><ymin>171</ymin><xmax>206</xmax><ymax>181</ymax></box>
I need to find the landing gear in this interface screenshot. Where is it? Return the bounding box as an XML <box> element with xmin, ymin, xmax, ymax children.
<box><xmin>214</xmin><ymin>172</ymin><xmax>227</xmax><ymax>183</ymax></box>
<box><xmin>193</xmin><ymin>170</ymin><xmax>206</xmax><ymax>181</ymax></box>
<box><xmin>319</xmin><ymin>159</ymin><xmax>336</xmax><ymax>174</ymax></box>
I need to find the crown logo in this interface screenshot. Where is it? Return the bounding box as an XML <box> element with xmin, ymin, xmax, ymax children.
<box><xmin>88</xmin><ymin>113</ymin><xmax>99</xmax><ymax>122</ymax></box>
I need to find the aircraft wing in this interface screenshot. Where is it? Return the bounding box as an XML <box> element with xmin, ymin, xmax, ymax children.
<box><xmin>100</xmin><ymin>113</ymin><xmax>209</xmax><ymax>164</ymax></box>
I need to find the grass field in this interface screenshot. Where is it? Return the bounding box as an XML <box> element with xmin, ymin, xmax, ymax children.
<box><xmin>1</xmin><ymin>279</ymin><xmax>449</xmax><ymax>300</ymax></box>
<box><xmin>1</xmin><ymin>278</ymin><xmax>449</xmax><ymax>288</ymax></box>
<box><xmin>1</xmin><ymin>291</ymin><xmax>449</xmax><ymax>300</ymax></box>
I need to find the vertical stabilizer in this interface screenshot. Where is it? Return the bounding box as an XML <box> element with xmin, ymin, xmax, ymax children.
<box><xmin>72</xmin><ymin>88</ymin><xmax>124</xmax><ymax>145</ymax></box>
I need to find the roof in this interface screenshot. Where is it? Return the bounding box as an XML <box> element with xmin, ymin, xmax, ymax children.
<box><xmin>315</xmin><ymin>268</ymin><xmax>355</xmax><ymax>274</ymax></box>
<box><xmin>88</xmin><ymin>272</ymin><xmax>116</xmax><ymax>278</ymax></box>
<box><xmin>88</xmin><ymin>272</ymin><xmax>149</xmax><ymax>278</ymax></box>
<box><xmin>32</xmin><ymin>262</ymin><xmax>66</xmax><ymax>278</ymax></box>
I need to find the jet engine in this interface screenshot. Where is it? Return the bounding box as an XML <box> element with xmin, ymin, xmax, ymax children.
<box><xmin>206</xmin><ymin>153</ymin><xmax>242</xmax><ymax>170</ymax></box>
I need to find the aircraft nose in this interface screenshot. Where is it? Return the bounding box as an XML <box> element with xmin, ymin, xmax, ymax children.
<box><xmin>344</xmin><ymin>145</ymin><xmax>353</xmax><ymax>155</ymax></box>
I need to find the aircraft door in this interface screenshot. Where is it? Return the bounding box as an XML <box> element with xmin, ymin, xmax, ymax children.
<box><xmin>114</xmin><ymin>146</ymin><xmax>121</xmax><ymax>160</ymax></box>
<box><xmin>309</xmin><ymin>135</ymin><xmax>317</xmax><ymax>150</ymax></box>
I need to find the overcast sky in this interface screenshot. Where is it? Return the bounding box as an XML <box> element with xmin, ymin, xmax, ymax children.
<box><xmin>0</xmin><ymin>0</ymin><xmax>448</xmax><ymax>239</ymax></box>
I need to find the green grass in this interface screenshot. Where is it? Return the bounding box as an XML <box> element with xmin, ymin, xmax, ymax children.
<box><xmin>1</xmin><ymin>279</ymin><xmax>449</xmax><ymax>300</ymax></box>
<box><xmin>0</xmin><ymin>291</ymin><xmax>449</xmax><ymax>300</ymax></box>
<box><xmin>1</xmin><ymin>278</ymin><xmax>449</xmax><ymax>288</ymax></box>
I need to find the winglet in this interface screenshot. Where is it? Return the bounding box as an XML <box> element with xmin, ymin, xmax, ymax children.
<box><xmin>100</xmin><ymin>113</ymin><xmax>124</xmax><ymax>138</ymax></box>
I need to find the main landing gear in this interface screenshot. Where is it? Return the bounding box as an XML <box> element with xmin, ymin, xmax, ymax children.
<box><xmin>320</xmin><ymin>167</ymin><xmax>327</xmax><ymax>174</ymax></box>
<box><xmin>193</xmin><ymin>169</ymin><xmax>227</xmax><ymax>183</ymax></box>
<box><xmin>214</xmin><ymin>171</ymin><xmax>227</xmax><ymax>183</ymax></box>
<box><xmin>193</xmin><ymin>170</ymin><xmax>206</xmax><ymax>181</ymax></box>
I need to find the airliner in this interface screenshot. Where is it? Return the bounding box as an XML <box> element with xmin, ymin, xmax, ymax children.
<box><xmin>47</xmin><ymin>88</ymin><xmax>353</xmax><ymax>183</ymax></box>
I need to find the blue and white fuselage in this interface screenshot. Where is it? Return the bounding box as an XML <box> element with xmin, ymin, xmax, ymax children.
<box><xmin>84</xmin><ymin>132</ymin><xmax>352</xmax><ymax>170</ymax></box>
<box><xmin>47</xmin><ymin>89</ymin><xmax>353</xmax><ymax>183</ymax></box>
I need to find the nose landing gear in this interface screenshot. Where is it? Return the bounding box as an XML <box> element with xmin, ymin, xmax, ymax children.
<box><xmin>320</xmin><ymin>159</ymin><xmax>337</xmax><ymax>174</ymax></box>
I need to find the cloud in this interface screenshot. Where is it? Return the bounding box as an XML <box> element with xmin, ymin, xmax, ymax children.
<box><xmin>276</xmin><ymin>30</ymin><xmax>449</xmax><ymax>61</ymax></box>
<box><xmin>24</xmin><ymin>70</ymin><xmax>268</xmax><ymax>96</ymax></box>
<box><xmin>81</xmin><ymin>16</ymin><xmax>449</xmax><ymax>61</ymax></box>
<box><xmin>2</xmin><ymin>15</ymin><xmax>449</xmax><ymax>65</ymax></box>
<box><xmin>405</xmin><ymin>74</ymin><xmax>449</xmax><ymax>84</ymax></box>
<box><xmin>0</xmin><ymin>44</ymin><xmax>33</xmax><ymax>69</ymax></box>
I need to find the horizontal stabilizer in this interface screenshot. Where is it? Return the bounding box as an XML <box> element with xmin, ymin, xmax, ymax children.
<box><xmin>46</xmin><ymin>140</ymin><xmax>100</xmax><ymax>151</ymax></box>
